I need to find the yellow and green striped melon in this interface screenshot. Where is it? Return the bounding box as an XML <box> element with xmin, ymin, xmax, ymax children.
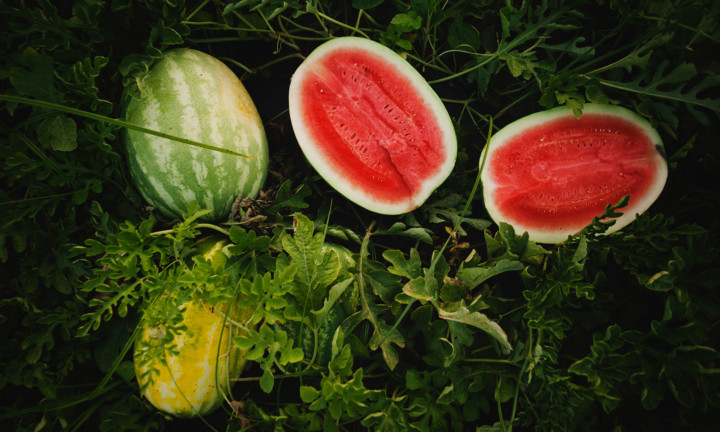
<box><xmin>124</xmin><ymin>48</ymin><xmax>268</xmax><ymax>221</ymax></box>
<box><xmin>134</xmin><ymin>240</ymin><xmax>249</xmax><ymax>417</ymax></box>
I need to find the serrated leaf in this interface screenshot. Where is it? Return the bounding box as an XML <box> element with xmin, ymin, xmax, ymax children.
<box><xmin>328</xmin><ymin>342</ymin><xmax>354</xmax><ymax>377</ymax></box>
<box><xmin>283</xmin><ymin>213</ymin><xmax>332</xmax><ymax>289</ymax></box>
<box><xmin>596</xmin><ymin>61</ymin><xmax>720</xmax><ymax>112</ymax></box>
<box><xmin>383</xmin><ymin>249</ymin><xmax>423</xmax><ymax>279</ymax></box>
<box><xmin>368</xmin><ymin>318</ymin><xmax>405</xmax><ymax>370</ymax></box>
<box><xmin>314</xmin><ymin>245</ymin><xmax>341</xmax><ymax>288</ymax></box>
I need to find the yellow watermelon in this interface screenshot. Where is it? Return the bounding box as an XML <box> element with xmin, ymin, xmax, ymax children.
<box><xmin>134</xmin><ymin>240</ymin><xmax>249</xmax><ymax>417</ymax></box>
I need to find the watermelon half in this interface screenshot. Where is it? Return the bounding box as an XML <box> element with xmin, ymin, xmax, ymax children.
<box><xmin>481</xmin><ymin>104</ymin><xmax>668</xmax><ymax>244</ymax></box>
<box><xmin>288</xmin><ymin>37</ymin><xmax>457</xmax><ymax>215</ymax></box>
<box><xmin>124</xmin><ymin>48</ymin><xmax>268</xmax><ymax>221</ymax></box>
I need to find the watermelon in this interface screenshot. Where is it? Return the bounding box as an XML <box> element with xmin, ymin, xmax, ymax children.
<box><xmin>124</xmin><ymin>48</ymin><xmax>268</xmax><ymax>221</ymax></box>
<box><xmin>481</xmin><ymin>104</ymin><xmax>668</xmax><ymax>244</ymax></box>
<box><xmin>288</xmin><ymin>37</ymin><xmax>456</xmax><ymax>215</ymax></box>
<box><xmin>134</xmin><ymin>240</ymin><xmax>250</xmax><ymax>417</ymax></box>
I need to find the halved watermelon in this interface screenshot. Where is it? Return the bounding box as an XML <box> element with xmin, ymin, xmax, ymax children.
<box><xmin>288</xmin><ymin>37</ymin><xmax>457</xmax><ymax>215</ymax></box>
<box><xmin>481</xmin><ymin>104</ymin><xmax>668</xmax><ymax>244</ymax></box>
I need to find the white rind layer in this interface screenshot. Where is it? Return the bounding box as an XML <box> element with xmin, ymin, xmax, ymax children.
<box><xmin>288</xmin><ymin>37</ymin><xmax>457</xmax><ymax>215</ymax></box>
<box><xmin>480</xmin><ymin>104</ymin><xmax>668</xmax><ymax>244</ymax></box>
<box><xmin>124</xmin><ymin>48</ymin><xmax>268</xmax><ymax>221</ymax></box>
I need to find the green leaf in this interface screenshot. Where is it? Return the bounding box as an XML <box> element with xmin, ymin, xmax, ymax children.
<box><xmin>380</xmin><ymin>222</ymin><xmax>433</xmax><ymax>244</ymax></box>
<box><xmin>37</xmin><ymin>115</ymin><xmax>78</xmax><ymax>151</ymax></box>
<box><xmin>283</xmin><ymin>213</ymin><xmax>337</xmax><ymax>289</ymax></box>
<box><xmin>389</xmin><ymin>12</ymin><xmax>422</xmax><ymax>31</ymax></box>
<box><xmin>405</xmin><ymin>369</ymin><xmax>427</xmax><ymax>391</ymax></box>
<box><xmin>439</xmin><ymin>306</ymin><xmax>512</xmax><ymax>354</ymax></box>
<box><xmin>300</xmin><ymin>385</ymin><xmax>321</xmax><ymax>403</ymax></box>
<box><xmin>9</xmin><ymin>47</ymin><xmax>58</xmax><ymax>101</ymax></box>
<box><xmin>260</xmin><ymin>366</ymin><xmax>275</xmax><ymax>393</ymax></box>
<box><xmin>267</xmin><ymin>180</ymin><xmax>311</xmax><ymax>213</ymax></box>
<box><xmin>494</xmin><ymin>376</ymin><xmax>515</xmax><ymax>403</ymax></box>
<box><xmin>383</xmin><ymin>249</ymin><xmax>423</xmax><ymax>280</ymax></box>
<box><xmin>457</xmin><ymin>259</ymin><xmax>525</xmax><ymax>291</ymax></box>
<box><xmin>596</xmin><ymin>61</ymin><xmax>720</xmax><ymax>112</ymax></box>
<box><xmin>367</xmin><ymin>314</ymin><xmax>405</xmax><ymax>370</ymax></box>
<box><xmin>313</xmin><ymin>276</ymin><xmax>353</xmax><ymax>318</ymax></box>
<box><xmin>402</xmin><ymin>276</ymin><xmax>438</xmax><ymax>303</ymax></box>
<box><xmin>448</xmin><ymin>20</ymin><xmax>482</xmax><ymax>50</ymax></box>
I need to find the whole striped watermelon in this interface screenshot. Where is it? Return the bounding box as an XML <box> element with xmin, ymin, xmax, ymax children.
<box><xmin>124</xmin><ymin>48</ymin><xmax>268</xmax><ymax>221</ymax></box>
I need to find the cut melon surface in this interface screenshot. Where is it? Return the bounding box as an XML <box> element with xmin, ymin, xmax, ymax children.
<box><xmin>480</xmin><ymin>104</ymin><xmax>668</xmax><ymax>244</ymax></box>
<box><xmin>289</xmin><ymin>37</ymin><xmax>457</xmax><ymax>215</ymax></box>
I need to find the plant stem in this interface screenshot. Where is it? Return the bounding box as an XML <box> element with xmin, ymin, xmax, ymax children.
<box><xmin>0</xmin><ymin>94</ymin><xmax>253</xmax><ymax>159</ymax></box>
<box><xmin>508</xmin><ymin>330</ymin><xmax>533</xmax><ymax>429</ymax></box>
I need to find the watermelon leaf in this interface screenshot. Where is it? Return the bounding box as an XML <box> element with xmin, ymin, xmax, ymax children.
<box><xmin>312</xmin><ymin>276</ymin><xmax>353</xmax><ymax>318</ymax></box>
<box><xmin>438</xmin><ymin>306</ymin><xmax>512</xmax><ymax>354</ymax></box>
<box><xmin>380</xmin><ymin>11</ymin><xmax>422</xmax><ymax>51</ymax></box>
<box><xmin>595</xmin><ymin>61</ymin><xmax>720</xmax><ymax>112</ymax></box>
<box><xmin>457</xmin><ymin>259</ymin><xmax>525</xmax><ymax>291</ymax></box>
<box><xmin>37</xmin><ymin>115</ymin><xmax>78</xmax><ymax>151</ymax></box>
<box><xmin>401</xmin><ymin>276</ymin><xmax>438</xmax><ymax>304</ymax></box>
<box><xmin>377</xmin><ymin>222</ymin><xmax>433</xmax><ymax>245</ymax></box>
<box><xmin>4</xmin><ymin>1</ymin><xmax>720</xmax><ymax>430</ymax></box>
<box><xmin>344</xmin><ymin>227</ymin><xmax>406</xmax><ymax>370</ymax></box>
<box><xmin>383</xmin><ymin>248</ymin><xmax>424</xmax><ymax>280</ymax></box>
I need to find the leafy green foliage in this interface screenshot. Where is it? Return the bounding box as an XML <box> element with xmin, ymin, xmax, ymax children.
<box><xmin>1</xmin><ymin>0</ymin><xmax>719</xmax><ymax>431</ymax></box>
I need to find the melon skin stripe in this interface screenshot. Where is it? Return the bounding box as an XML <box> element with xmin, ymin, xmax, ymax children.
<box><xmin>134</xmin><ymin>299</ymin><xmax>244</xmax><ymax>417</ymax></box>
<box><xmin>124</xmin><ymin>48</ymin><xmax>268</xmax><ymax>221</ymax></box>
<box><xmin>134</xmin><ymin>239</ymin><xmax>250</xmax><ymax>417</ymax></box>
<box><xmin>288</xmin><ymin>37</ymin><xmax>457</xmax><ymax>215</ymax></box>
<box><xmin>480</xmin><ymin>104</ymin><xmax>668</xmax><ymax>244</ymax></box>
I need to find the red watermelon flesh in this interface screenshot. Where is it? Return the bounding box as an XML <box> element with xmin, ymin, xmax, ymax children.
<box><xmin>481</xmin><ymin>104</ymin><xmax>668</xmax><ymax>243</ymax></box>
<box><xmin>289</xmin><ymin>37</ymin><xmax>456</xmax><ymax>215</ymax></box>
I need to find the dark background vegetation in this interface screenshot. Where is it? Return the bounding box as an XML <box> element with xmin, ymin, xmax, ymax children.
<box><xmin>1</xmin><ymin>1</ymin><xmax>719</xmax><ymax>431</ymax></box>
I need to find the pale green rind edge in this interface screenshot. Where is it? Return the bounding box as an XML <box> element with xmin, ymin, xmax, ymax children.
<box><xmin>480</xmin><ymin>104</ymin><xmax>668</xmax><ymax>244</ymax></box>
<box><xmin>288</xmin><ymin>36</ymin><xmax>457</xmax><ymax>215</ymax></box>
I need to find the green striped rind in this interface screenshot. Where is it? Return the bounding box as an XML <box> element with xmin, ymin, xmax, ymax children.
<box><xmin>124</xmin><ymin>48</ymin><xmax>268</xmax><ymax>221</ymax></box>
